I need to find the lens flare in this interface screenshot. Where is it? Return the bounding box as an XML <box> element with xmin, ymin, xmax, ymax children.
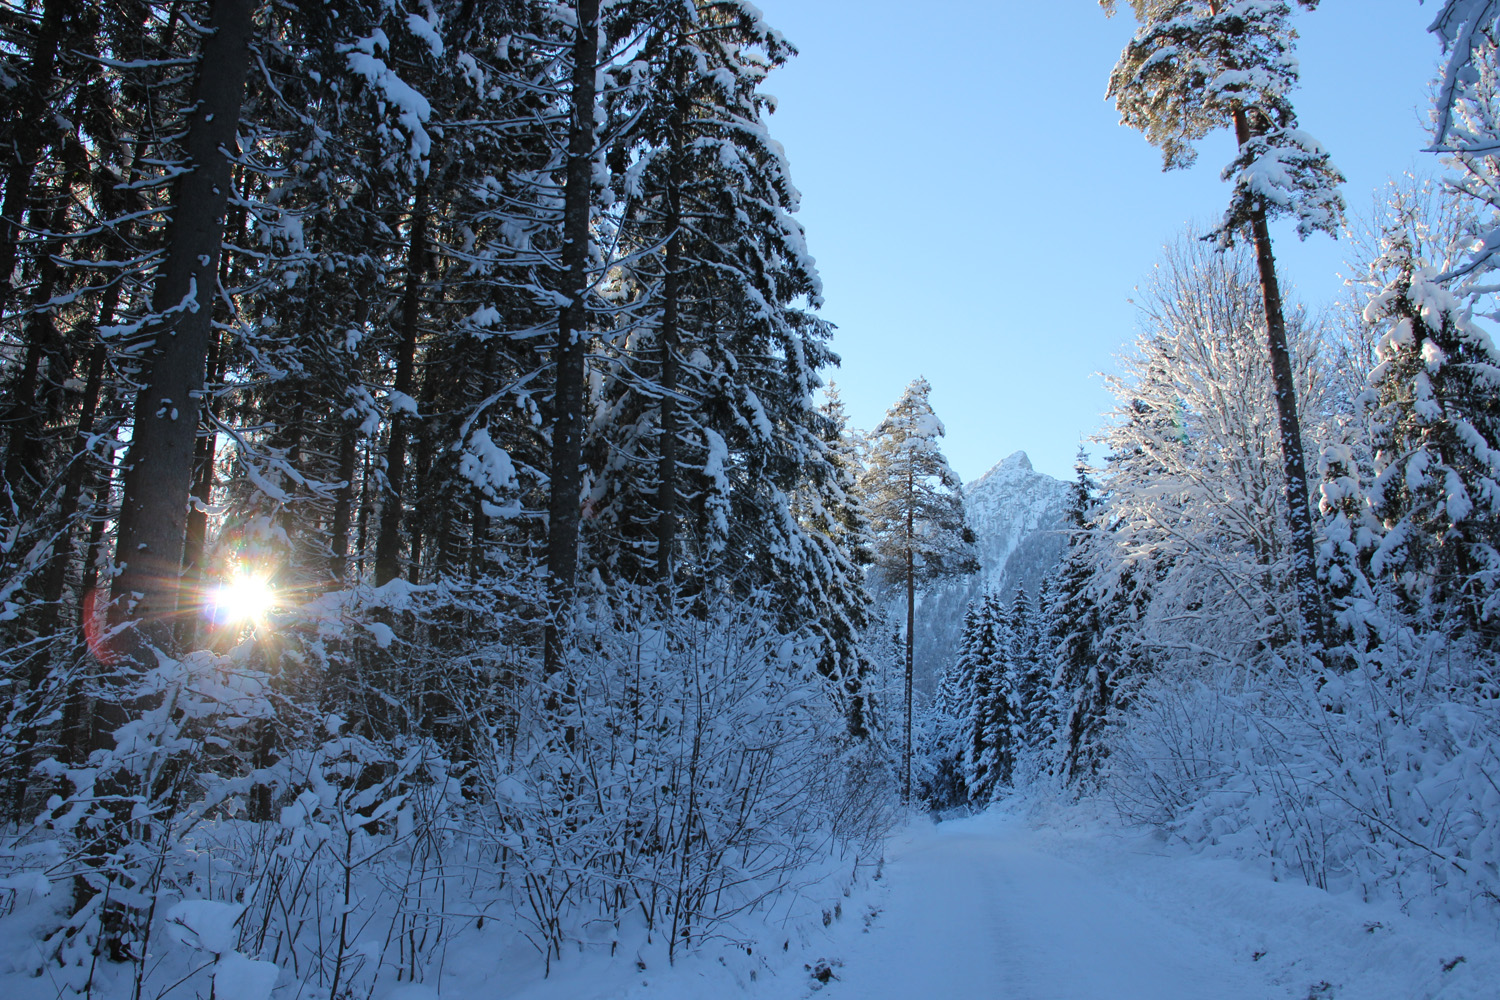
<box><xmin>210</xmin><ymin>569</ymin><xmax>276</xmax><ymax>625</ymax></box>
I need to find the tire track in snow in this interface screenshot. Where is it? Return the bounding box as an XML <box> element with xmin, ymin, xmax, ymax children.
<box><xmin>801</xmin><ymin>818</ymin><xmax>1272</xmax><ymax>1000</ymax></box>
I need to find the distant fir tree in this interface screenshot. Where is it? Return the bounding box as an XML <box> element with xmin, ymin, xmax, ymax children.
<box><xmin>1043</xmin><ymin>449</ymin><xmax>1111</xmax><ymax>784</ymax></box>
<box><xmin>1102</xmin><ymin>0</ymin><xmax>1344</xmax><ymax>652</ymax></box>
<box><xmin>951</xmin><ymin>598</ymin><xmax>993</xmax><ymax>801</ymax></box>
<box><xmin>967</xmin><ymin>591</ymin><xmax>1023</xmax><ymax>803</ymax></box>
<box><xmin>1007</xmin><ymin>587</ymin><xmax>1048</xmax><ymax>755</ymax></box>
<box><xmin>924</xmin><ymin>601</ymin><xmax>981</xmax><ymax>810</ymax></box>
<box><xmin>945</xmin><ymin>593</ymin><xmax>1010</xmax><ymax>803</ymax></box>
<box><xmin>859</xmin><ymin>377</ymin><xmax>978</xmax><ymax>801</ymax></box>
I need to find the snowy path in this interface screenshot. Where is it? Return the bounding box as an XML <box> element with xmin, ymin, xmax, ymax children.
<box><xmin>801</xmin><ymin>817</ymin><xmax>1267</xmax><ymax>1000</ymax></box>
<box><xmin>760</xmin><ymin>809</ymin><xmax>1500</xmax><ymax>1000</ymax></box>
<box><xmin>495</xmin><ymin>807</ymin><xmax>1499</xmax><ymax>1000</ymax></box>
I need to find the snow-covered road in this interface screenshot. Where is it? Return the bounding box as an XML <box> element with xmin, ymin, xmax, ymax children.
<box><xmin>500</xmin><ymin>806</ymin><xmax>1499</xmax><ymax>1000</ymax></box>
<box><xmin>771</xmin><ymin>809</ymin><xmax>1499</xmax><ymax>1000</ymax></box>
<box><xmin>806</xmin><ymin>817</ymin><xmax>1267</xmax><ymax>1000</ymax></box>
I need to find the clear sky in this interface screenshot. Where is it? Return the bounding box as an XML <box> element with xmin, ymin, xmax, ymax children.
<box><xmin>759</xmin><ymin>0</ymin><xmax>1445</xmax><ymax>483</ymax></box>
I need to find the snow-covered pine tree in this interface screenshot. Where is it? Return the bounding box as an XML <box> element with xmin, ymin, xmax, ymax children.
<box><xmin>546</xmin><ymin>0</ymin><xmax>867</xmax><ymax>741</ymax></box>
<box><xmin>1102</xmin><ymin>0</ymin><xmax>1344</xmax><ymax>652</ymax></box>
<box><xmin>859</xmin><ymin>377</ymin><xmax>978</xmax><ymax>801</ymax></box>
<box><xmin>949</xmin><ymin>599</ymin><xmax>991</xmax><ymax>801</ymax></box>
<box><xmin>973</xmin><ymin>591</ymin><xmax>1021</xmax><ymax>803</ymax></box>
<box><xmin>1317</xmin><ymin>178</ymin><xmax>1479</xmax><ymax>655</ymax></box>
<box><xmin>1316</xmin><ymin>434</ymin><xmax>1383</xmax><ymax>654</ymax></box>
<box><xmin>1008</xmin><ymin>587</ymin><xmax>1049</xmax><ymax>757</ymax></box>
<box><xmin>1362</xmin><ymin>235</ymin><xmax>1500</xmax><ymax>636</ymax></box>
<box><xmin>800</xmin><ymin>387</ymin><xmax>878</xmax><ymax>736</ymax></box>
<box><xmin>1044</xmin><ymin>449</ymin><xmax>1112</xmax><ymax>784</ymax></box>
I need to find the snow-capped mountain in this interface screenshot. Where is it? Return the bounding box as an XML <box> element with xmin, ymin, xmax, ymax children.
<box><xmin>899</xmin><ymin>451</ymin><xmax>1071</xmax><ymax>694</ymax></box>
<box><xmin>963</xmin><ymin>450</ymin><xmax>1071</xmax><ymax>597</ymax></box>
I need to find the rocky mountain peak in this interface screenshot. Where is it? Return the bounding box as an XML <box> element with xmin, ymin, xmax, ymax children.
<box><xmin>986</xmin><ymin>450</ymin><xmax>1033</xmax><ymax>476</ymax></box>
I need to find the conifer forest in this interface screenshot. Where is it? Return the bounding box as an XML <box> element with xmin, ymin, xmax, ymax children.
<box><xmin>1</xmin><ymin>2</ymin><xmax>1499</xmax><ymax>998</ymax></box>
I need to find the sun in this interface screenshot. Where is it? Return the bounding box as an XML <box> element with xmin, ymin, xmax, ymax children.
<box><xmin>210</xmin><ymin>569</ymin><xmax>277</xmax><ymax>625</ymax></box>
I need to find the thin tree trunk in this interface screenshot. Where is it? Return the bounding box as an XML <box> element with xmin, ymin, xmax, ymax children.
<box><xmin>179</xmin><ymin>196</ymin><xmax>245</xmax><ymax>609</ymax></box>
<box><xmin>1233</xmin><ymin>109</ymin><xmax>1326</xmax><ymax>653</ymax></box>
<box><xmin>374</xmin><ymin>181</ymin><xmax>429</xmax><ymax>586</ymax></box>
<box><xmin>903</xmin><ymin>462</ymin><xmax>915</xmax><ymax>805</ymax></box>
<box><xmin>330</xmin><ymin>249</ymin><xmax>376</xmax><ymax>585</ymax></box>
<box><xmin>330</xmin><ymin>427</ymin><xmax>359</xmax><ymax>583</ymax></box>
<box><xmin>356</xmin><ymin>439</ymin><xmax>373</xmax><ymax>579</ymax></box>
<box><xmin>38</xmin><ymin>339</ymin><xmax>105</xmax><ymax>619</ymax></box>
<box><xmin>111</xmin><ymin>0</ymin><xmax>255</xmax><ymax>648</ymax></box>
<box><xmin>544</xmin><ymin>0</ymin><xmax>601</xmax><ymax>680</ymax></box>
<box><xmin>16</xmin><ymin>328</ymin><xmax>108</xmax><ymax>816</ymax></box>
<box><xmin>2</xmin><ymin>196</ymin><xmax>69</xmax><ymax>505</ymax></box>
<box><xmin>655</xmin><ymin>74</ymin><xmax>688</xmax><ymax>602</ymax></box>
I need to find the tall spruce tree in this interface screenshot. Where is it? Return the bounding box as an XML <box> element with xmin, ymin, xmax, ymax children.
<box><xmin>859</xmin><ymin>377</ymin><xmax>977</xmax><ymax>801</ymax></box>
<box><xmin>1102</xmin><ymin>0</ymin><xmax>1344</xmax><ymax>652</ymax></box>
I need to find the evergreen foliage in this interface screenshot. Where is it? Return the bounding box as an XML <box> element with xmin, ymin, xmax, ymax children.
<box><xmin>1102</xmin><ymin>0</ymin><xmax>1342</xmax><ymax>651</ymax></box>
<box><xmin>858</xmin><ymin>377</ymin><xmax>978</xmax><ymax>800</ymax></box>
<box><xmin>1362</xmin><ymin>239</ymin><xmax>1500</xmax><ymax>634</ymax></box>
<box><xmin>0</xmin><ymin>1</ymin><xmax>891</xmax><ymax>984</ymax></box>
<box><xmin>1043</xmin><ymin>451</ymin><xmax>1111</xmax><ymax>783</ymax></box>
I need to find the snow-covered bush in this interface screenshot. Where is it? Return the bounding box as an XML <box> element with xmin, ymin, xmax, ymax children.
<box><xmin>0</xmin><ymin>580</ymin><xmax>888</xmax><ymax>998</ymax></box>
<box><xmin>1108</xmin><ymin>633</ymin><xmax>1500</xmax><ymax>919</ymax></box>
<box><xmin>467</xmin><ymin>589</ymin><xmax>893</xmax><ymax>965</ymax></box>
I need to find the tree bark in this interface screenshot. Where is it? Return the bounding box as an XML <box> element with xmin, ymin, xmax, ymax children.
<box><xmin>111</xmin><ymin>0</ymin><xmax>256</xmax><ymax>649</ymax></box>
<box><xmin>374</xmin><ymin>181</ymin><xmax>430</xmax><ymax>585</ymax></box>
<box><xmin>544</xmin><ymin>0</ymin><xmax>600</xmax><ymax>679</ymax></box>
<box><xmin>177</xmin><ymin>325</ymin><xmax>225</xmax><ymax>647</ymax></box>
<box><xmin>1233</xmin><ymin>108</ymin><xmax>1326</xmax><ymax>653</ymax></box>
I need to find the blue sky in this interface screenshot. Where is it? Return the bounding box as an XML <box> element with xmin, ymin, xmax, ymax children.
<box><xmin>760</xmin><ymin>0</ymin><xmax>1444</xmax><ymax>483</ymax></box>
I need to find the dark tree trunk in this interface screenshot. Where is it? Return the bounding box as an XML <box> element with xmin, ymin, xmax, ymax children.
<box><xmin>374</xmin><ymin>181</ymin><xmax>429</xmax><ymax>586</ymax></box>
<box><xmin>177</xmin><ymin>326</ymin><xmax>226</xmax><ymax>646</ymax></box>
<box><xmin>3</xmin><ymin>199</ymin><xmax>67</xmax><ymax>512</ymax></box>
<box><xmin>1233</xmin><ymin>109</ymin><xmax>1326</xmax><ymax>653</ymax></box>
<box><xmin>655</xmin><ymin>79</ymin><xmax>688</xmax><ymax>602</ymax></box>
<box><xmin>38</xmin><ymin>339</ymin><xmax>106</xmax><ymax>620</ymax></box>
<box><xmin>543</xmin><ymin>0</ymin><xmax>600</xmax><ymax>679</ymax></box>
<box><xmin>0</xmin><ymin>0</ymin><xmax>65</xmax><ymax>320</ymax></box>
<box><xmin>111</xmin><ymin>0</ymin><xmax>255</xmax><ymax>650</ymax></box>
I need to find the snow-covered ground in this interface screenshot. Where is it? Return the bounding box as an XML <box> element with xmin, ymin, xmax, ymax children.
<box><xmin>802</xmin><ymin>807</ymin><xmax>1500</xmax><ymax>1000</ymax></box>
<box><xmin>512</xmin><ymin>805</ymin><xmax>1500</xmax><ymax>1000</ymax></box>
<box><xmin>8</xmin><ymin>804</ymin><xmax>1495</xmax><ymax>999</ymax></box>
